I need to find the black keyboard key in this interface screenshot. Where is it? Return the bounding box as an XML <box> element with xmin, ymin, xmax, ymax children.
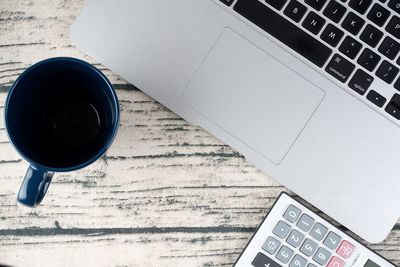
<box><xmin>385</xmin><ymin>103</ymin><xmax>400</xmax><ymax>119</ymax></box>
<box><xmin>302</xmin><ymin>11</ymin><xmax>326</xmax><ymax>34</ymax></box>
<box><xmin>266</xmin><ymin>0</ymin><xmax>289</xmax><ymax>10</ymax></box>
<box><xmin>342</xmin><ymin>12</ymin><xmax>365</xmax><ymax>35</ymax></box>
<box><xmin>349</xmin><ymin>0</ymin><xmax>372</xmax><ymax>14</ymax></box>
<box><xmin>234</xmin><ymin>0</ymin><xmax>333</xmax><ymax>67</ymax></box>
<box><xmin>323</xmin><ymin>1</ymin><xmax>347</xmax><ymax>23</ymax></box>
<box><xmin>358</xmin><ymin>48</ymin><xmax>381</xmax><ymax>71</ymax></box>
<box><xmin>321</xmin><ymin>24</ymin><xmax>344</xmax><ymax>47</ymax></box>
<box><xmin>386</xmin><ymin>16</ymin><xmax>400</xmax><ymax>39</ymax></box>
<box><xmin>339</xmin><ymin>36</ymin><xmax>362</xmax><ymax>59</ymax></box>
<box><xmin>219</xmin><ymin>0</ymin><xmax>235</xmax><ymax>6</ymax></box>
<box><xmin>326</xmin><ymin>54</ymin><xmax>355</xmax><ymax>82</ymax></box>
<box><xmin>380</xmin><ymin>0</ymin><xmax>387</xmax><ymax>3</ymax></box>
<box><xmin>349</xmin><ymin>69</ymin><xmax>374</xmax><ymax>95</ymax></box>
<box><xmin>376</xmin><ymin>60</ymin><xmax>399</xmax><ymax>83</ymax></box>
<box><xmin>305</xmin><ymin>0</ymin><xmax>328</xmax><ymax>10</ymax></box>
<box><xmin>394</xmin><ymin>78</ymin><xmax>400</xmax><ymax>92</ymax></box>
<box><xmin>284</xmin><ymin>0</ymin><xmax>308</xmax><ymax>22</ymax></box>
<box><xmin>378</xmin><ymin>36</ymin><xmax>400</xmax><ymax>60</ymax></box>
<box><xmin>386</xmin><ymin>94</ymin><xmax>400</xmax><ymax>119</ymax></box>
<box><xmin>360</xmin><ymin>24</ymin><xmax>383</xmax><ymax>47</ymax></box>
<box><xmin>367</xmin><ymin>4</ymin><xmax>390</xmax><ymax>26</ymax></box>
<box><xmin>367</xmin><ymin>90</ymin><xmax>387</xmax><ymax>107</ymax></box>
<box><xmin>395</xmin><ymin>77</ymin><xmax>400</xmax><ymax>90</ymax></box>
<box><xmin>252</xmin><ymin>253</ymin><xmax>282</xmax><ymax>267</ymax></box>
<box><xmin>388</xmin><ymin>0</ymin><xmax>400</xmax><ymax>15</ymax></box>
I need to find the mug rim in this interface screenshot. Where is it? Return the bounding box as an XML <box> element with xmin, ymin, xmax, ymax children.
<box><xmin>4</xmin><ymin>57</ymin><xmax>120</xmax><ymax>172</ymax></box>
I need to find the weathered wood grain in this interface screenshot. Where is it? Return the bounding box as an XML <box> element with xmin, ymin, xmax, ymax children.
<box><xmin>0</xmin><ymin>0</ymin><xmax>399</xmax><ymax>266</ymax></box>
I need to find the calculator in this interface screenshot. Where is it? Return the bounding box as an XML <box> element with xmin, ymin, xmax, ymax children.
<box><xmin>234</xmin><ymin>192</ymin><xmax>396</xmax><ymax>267</ymax></box>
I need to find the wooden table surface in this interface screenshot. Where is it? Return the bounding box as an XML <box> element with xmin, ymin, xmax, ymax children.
<box><xmin>0</xmin><ymin>1</ymin><xmax>399</xmax><ymax>266</ymax></box>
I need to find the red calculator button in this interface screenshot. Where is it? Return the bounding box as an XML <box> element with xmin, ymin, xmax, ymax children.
<box><xmin>327</xmin><ymin>256</ymin><xmax>345</xmax><ymax>267</ymax></box>
<box><xmin>337</xmin><ymin>240</ymin><xmax>355</xmax><ymax>258</ymax></box>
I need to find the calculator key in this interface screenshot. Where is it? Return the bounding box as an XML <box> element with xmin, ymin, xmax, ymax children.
<box><xmin>287</xmin><ymin>229</ymin><xmax>305</xmax><ymax>248</ymax></box>
<box><xmin>376</xmin><ymin>60</ymin><xmax>399</xmax><ymax>84</ymax></box>
<box><xmin>307</xmin><ymin>264</ymin><xmax>317</xmax><ymax>267</ymax></box>
<box><xmin>323</xmin><ymin>231</ymin><xmax>342</xmax><ymax>250</ymax></box>
<box><xmin>310</xmin><ymin>222</ymin><xmax>328</xmax><ymax>241</ymax></box>
<box><xmin>327</xmin><ymin>256</ymin><xmax>345</xmax><ymax>267</ymax></box>
<box><xmin>284</xmin><ymin>0</ymin><xmax>308</xmax><ymax>22</ymax></box>
<box><xmin>297</xmin><ymin>214</ymin><xmax>315</xmax><ymax>232</ymax></box>
<box><xmin>323</xmin><ymin>0</ymin><xmax>346</xmax><ymax>23</ymax></box>
<box><xmin>378</xmin><ymin>36</ymin><xmax>400</xmax><ymax>60</ymax></box>
<box><xmin>337</xmin><ymin>240</ymin><xmax>355</xmax><ymax>258</ymax></box>
<box><xmin>386</xmin><ymin>16</ymin><xmax>400</xmax><ymax>39</ymax></box>
<box><xmin>289</xmin><ymin>254</ymin><xmax>307</xmax><ymax>267</ymax></box>
<box><xmin>360</xmin><ymin>24</ymin><xmax>384</xmax><ymax>48</ymax></box>
<box><xmin>284</xmin><ymin>205</ymin><xmax>301</xmax><ymax>223</ymax></box>
<box><xmin>367</xmin><ymin>90</ymin><xmax>387</xmax><ymax>107</ymax></box>
<box><xmin>349</xmin><ymin>0</ymin><xmax>372</xmax><ymax>14</ymax></box>
<box><xmin>273</xmin><ymin>220</ymin><xmax>291</xmax><ymax>238</ymax></box>
<box><xmin>358</xmin><ymin>48</ymin><xmax>381</xmax><ymax>72</ymax></box>
<box><xmin>313</xmin><ymin>247</ymin><xmax>331</xmax><ymax>265</ymax></box>
<box><xmin>339</xmin><ymin>36</ymin><xmax>362</xmax><ymax>59</ymax></box>
<box><xmin>300</xmin><ymin>238</ymin><xmax>318</xmax><ymax>256</ymax></box>
<box><xmin>321</xmin><ymin>24</ymin><xmax>344</xmax><ymax>47</ymax></box>
<box><xmin>342</xmin><ymin>12</ymin><xmax>365</xmax><ymax>35</ymax></box>
<box><xmin>388</xmin><ymin>0</ymin><xmax>400</xmax><ymax>15</ymax></box>
<box><xmin>252</xmin><ymin>252</ymin><xmax>282</xmax><ymax>267</ymax></box>
<box><xmin>326</xmin><ymin>54</ymin><xmax>355</xmax><ymax>83</ymax></box>
<box><xmin>367</xmin><ymin>3</ymin><xmax>390</xmax><ymax>27</ymax></box>
<box><xmin>349</xmin><ymin>69</ymin><xmax>374</xmax><ymax>95</ymax></box>
<box><xmin>305</xmin><ymin>0</ymin><xmax>328</xmax><ymax>11</ymax></box>
<box><xmin>302</xmin><ymin>12</ymin><xmax>326</xmax><ymax>34</ymax></box>
<box><xmin>263</xmin><ymin>236</ymin><xmax>281</xmax><ymax>255</ymax></box>
<box><xmin>276</xmin><ymin>245</ymin><xmax>295</xmax><ymax>264</ymax></box>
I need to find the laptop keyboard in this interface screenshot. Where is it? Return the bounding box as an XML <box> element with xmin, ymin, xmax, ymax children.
<box><xmin>220</xmin><ymin>0</ymin><xmax>400</xmax><ymax>122</ymax></box>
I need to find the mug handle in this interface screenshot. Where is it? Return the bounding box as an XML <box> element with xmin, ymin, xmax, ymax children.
<box><xmin>17</xmin><ymin>165</ymin><xmax>54</xmax><ymax>207</ymax></box>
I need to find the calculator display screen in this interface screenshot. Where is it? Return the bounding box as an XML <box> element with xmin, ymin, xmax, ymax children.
<box><xmin>364</xmin><ymin>259</ymin><xmax>381</xmax><ymax>267</ymax></box>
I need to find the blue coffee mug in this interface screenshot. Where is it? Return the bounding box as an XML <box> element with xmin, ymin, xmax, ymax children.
<box><xmin>4</xmin><ymin>57</ymin><xmax>120</xmax><ymax>207</ymax></box>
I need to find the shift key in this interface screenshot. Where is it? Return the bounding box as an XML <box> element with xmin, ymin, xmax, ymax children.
<box><xmin>326</xmin><ymin>54</ymin><xmax>355</xmax><ymax>83</ymax></box>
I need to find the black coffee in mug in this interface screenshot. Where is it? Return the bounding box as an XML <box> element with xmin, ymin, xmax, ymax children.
<box><xmin>5</xmin><ymin>57</ymin><xmax>119</xmax><ymax>207</ymax></box>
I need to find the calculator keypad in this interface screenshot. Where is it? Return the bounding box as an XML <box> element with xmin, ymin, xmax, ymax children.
<box><xmin>263</xmin><ymin>236</ymin><xmax>281</xmax><ymax>255</ymax></box>
<box><xmin>337</xmin><ymin>240</ymin><xmax>355</xmax><ymax>258</ymax></box>
<box><xmin>313</xmin><ymin>247</ymin><xmax>331</xmax><ymax>265</ymax></box>
<box><xmin>276</xmin><ymin>245</ymin><xmax>295</xmax><ymax>264</ymax></box>
<box><xmin>287</xmin><ymin>229</ymin><xmax>305</xmax><ymax>248</ymax></box>
<box><xmin>297</xmin><ymin>214</ymin><xmax>315</xmax><ymax>232</ymax></box>
<box><xmin>252</xmin><ymin>203</ymin><xmax>357</xmax><ymax>267</ymax></box>
<box><xmin>284</xmin><ymin>204</ymin><xmax>302</xmax><ymax>222</ymax></box>
<box><xmin>324</xmin><ymin>232</ymin><xmax>342</xmax><ymax>250</ymax></box>
<box><xmin>273</xmin><ymin>220</ymin><xmax>291</xmax><ymax>238</ymax></box>
<box><xmin>310</xmin><ymin>223</ymin><xmax>328</xmax><ymax>241</ymax></box>
<box><xmin>300</xmin><ymin>238</ymin><xmax>318</xmax><ymax>256</ymax></box>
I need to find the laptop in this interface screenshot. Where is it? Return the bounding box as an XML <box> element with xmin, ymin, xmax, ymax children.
<box><xmin>70</xmin><ymin>0</ymin><xmax>400</xmax><ymax>243</ymax></box>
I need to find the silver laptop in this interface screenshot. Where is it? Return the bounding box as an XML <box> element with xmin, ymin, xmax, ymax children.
<box><xmin>70</xmin><ymin>0</ymin><xmax>400</xmax><ymax>243</ymax></box>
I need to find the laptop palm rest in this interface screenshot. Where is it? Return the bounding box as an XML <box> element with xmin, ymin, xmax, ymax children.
<box><xmin>180</xmin><ymin>29</ymin><xmax>325</xmax><ymax>164</ymax></box>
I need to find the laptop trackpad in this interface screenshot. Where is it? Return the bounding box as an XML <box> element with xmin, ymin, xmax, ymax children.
<box><xmin>180</xmin><ymin>29</ymin><xmax>325</xmax><ymax>164</ymax></box>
